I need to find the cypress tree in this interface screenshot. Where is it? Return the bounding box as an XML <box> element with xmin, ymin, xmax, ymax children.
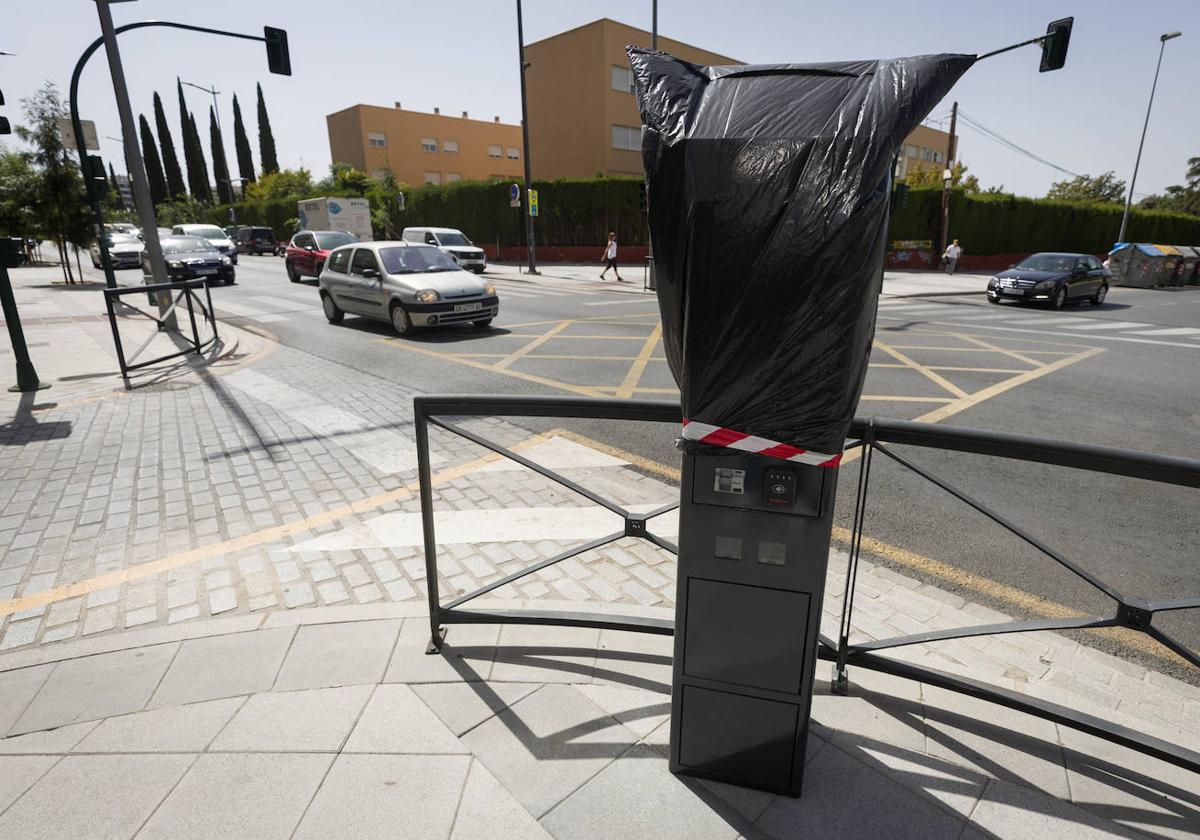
<box><xmin>153</xmin><ymin>92</ymin><xmax>185</xmax><ymax>198</ymax></box>
<box><xmin>209</xmin><ymin>107</ymin><xmax>234</xmax><ymax>205</ymax></box>
<box><xmin>256</xmin><ymin>82</ymin><xmax>278</xmax><ymax>174</ymax></box>
<box><xmin>232</xmin><ymin>94</ymin><xmax>256</xmax><ymax>183</ymax></box>
<box><xmin>137</xmin><ymin>113</ymin><xmax>168</xmax><ymax>205</ymax></box>
<box><xmin>187</xmin><ymin>112</ymin><xmax>213</xmax><ymax>203</ymax></box>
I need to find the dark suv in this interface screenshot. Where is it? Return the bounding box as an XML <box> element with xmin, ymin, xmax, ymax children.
<box><xmin>236</xmin><ymin>226</ymin><xmax>279</xmax><ymax>256</ymax></box>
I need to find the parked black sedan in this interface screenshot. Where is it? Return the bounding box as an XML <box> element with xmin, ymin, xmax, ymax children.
<box><xmin>987</xmin><ymin>252</ymin><xmax>1109</xmax><ymax>308</ymax></box>
<box><xmin>143</xmin><ymin>236</ymin><xmax>236</xmax><ymax>286</ymax></box>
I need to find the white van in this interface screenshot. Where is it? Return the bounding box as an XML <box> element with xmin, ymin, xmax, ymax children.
<box><xmin>401</xmin><ymin>227</ymin><xmax>487</xmax><ymax>274</ymax></box>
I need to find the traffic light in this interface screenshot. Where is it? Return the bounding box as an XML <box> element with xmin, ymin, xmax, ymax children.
<box><xmin>0</xmin><ymin>89</ymin><xmax>9</xmax><ymax>135</ymax></box>
<box><xmin>1040</xmin><ymin>17</ymin><xmax>1073</xmax><ymax>72</ymax></box>
<box><xmin>264</xmin><ymin>26</ymin><xmax>292</xmax><ymax>76</ymax></box>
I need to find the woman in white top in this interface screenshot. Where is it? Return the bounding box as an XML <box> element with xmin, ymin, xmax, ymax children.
<box><xmin>600</xmin><ymin>232</ymin><xmax>625</xmax><ymax>282</ymax></box>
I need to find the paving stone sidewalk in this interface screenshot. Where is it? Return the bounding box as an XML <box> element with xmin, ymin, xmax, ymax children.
<box><xmin>2</xmin><ymin>261</ymin><xmax>1198</xmax><ymax>836</ymax></box>
<box><xmin>0</xmin><ymin>606</ymin><xmax>1197</xmax><ymax>839</ymax></box>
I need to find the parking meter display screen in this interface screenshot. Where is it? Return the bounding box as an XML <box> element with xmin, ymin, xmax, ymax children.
<box><xmin>628</xmin><ymin>49</ymin><xmax>974</xmax><ymax>455</ymax></box>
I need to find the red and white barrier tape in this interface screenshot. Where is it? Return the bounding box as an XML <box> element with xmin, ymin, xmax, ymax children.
<box><xmin>681</xmin><ymin>419</ymin><xmax>842</xmax><ymax>467</ymax></box>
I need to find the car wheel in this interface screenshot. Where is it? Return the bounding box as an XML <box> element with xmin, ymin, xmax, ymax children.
<box><xmin>472</xmin><ymin>318</ymin><xmax>493</xmax><ymax>328</ymax></box>
<box><xmin>390</xmin><ymin>302</ymin><xmax>412</xmax><ymax>336</ymax></box>
<box><xmin>321</xmin><ymin>293</ymin><xmax>344</xmax><ymax>324</ymax></box>
<box><xmin>286</xmin><ymin>261</ymin><xmax>300</xmax><ymax>283</ymax></box>
<box><xmin>1091</xmin><ymin>284</ymin><xmax>1108</xmax><ymax>305</ymax></box>
<box><xmin>224</xmin><ymin>274</ymin><xmax>235</xmax><ymax>286</ymax></box>
<box><xmin>987</xmin><ymin>296</ymin><xmax>1001</xmax><ymax>305</ymax></box>
<box><xmin>1051</xmin><ymin>286</ymin><xmax>1067</xmax><ymax>309</ymax></box>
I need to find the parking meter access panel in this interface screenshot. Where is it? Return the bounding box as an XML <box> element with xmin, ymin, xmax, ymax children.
<box><xmin>670</xmin><ymin>451</ymin><xmax>837</xmax><ymax>797</ymax></box>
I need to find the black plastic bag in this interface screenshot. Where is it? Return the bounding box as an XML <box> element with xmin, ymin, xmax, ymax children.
<box><xmin>628</xmin><ymin>48</ymin><xmax>974</xmax><ymax>463</ymax></box>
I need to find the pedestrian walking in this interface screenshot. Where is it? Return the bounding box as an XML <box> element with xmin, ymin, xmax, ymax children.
<box><xmin>599</xmin><ymin>232</ymin><xmax>625</xmax><ymax>282</ymax></box>
<box><xmin>943</xmin><ymin>239</ymin><xmax>962</xmax><ymax>275</ymax></box>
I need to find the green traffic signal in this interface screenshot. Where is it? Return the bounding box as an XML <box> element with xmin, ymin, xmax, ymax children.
<box><xmin>1040</xmin><ymin>17</ymin><xmax>1073</xmax><ymax>72</ymax></box>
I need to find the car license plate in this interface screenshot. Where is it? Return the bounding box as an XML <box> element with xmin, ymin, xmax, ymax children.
<box><xmin>196</xmin><ymin>268</ymin><xmax>217</xmax><ymax>275</ymax></box>
<box><xmin>454</xmin><ymin>302</ymin><xmax>482</xmax><ymax>312</ymax></box>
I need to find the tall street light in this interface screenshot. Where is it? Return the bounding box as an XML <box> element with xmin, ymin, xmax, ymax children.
<box><xmin>516</xmin><ymin>0</ymin><xmax>538</xmax><ymax>275</ymax></box>
<box><xmin>1118</xmin><ymin>31</ymin><xmax>1182</xmax><ymax>244</ymax></box>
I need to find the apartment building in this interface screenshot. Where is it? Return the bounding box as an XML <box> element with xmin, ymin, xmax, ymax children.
<box><xmin>895</xmin><ymin>124</ymin><xmax>954</xmax><ymax>180</ymax></box>
<box><xmin>326</xmin><ymin>104</ymin><xmax>525</xmax><ymax>187</ymax></box>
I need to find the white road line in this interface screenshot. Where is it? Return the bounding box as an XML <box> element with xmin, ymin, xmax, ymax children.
<box><xmin>909</xmin><ymin>318</ymin><xmax>1200</xmax><ymax>350</ymax></box>
<box><xmin>581</xmin><ymin>298</ymin><xmax>659</xmax><ymax>306</ymax></box>
<box><xmin>1057</xmin><ymin>320</ymin><xmax>1150</xmax><ymax>331</ymax></box>
<box><xmin>225</xmin><ymin>369</ymin><xmax>442</xmax><ymax>474</ymax></box>
<box><xmin>1000</xmin><ymin>316</ymin><xmax>1088</xmax><ymax>326</ymax></box>
<box><xmin>1124</xmin><ymin>327</ymin><xmax>1200</xmax><ymax>336</ymax></box>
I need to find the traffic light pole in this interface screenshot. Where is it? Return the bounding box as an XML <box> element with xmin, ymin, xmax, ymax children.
<box><xmin>516</xmin><ymin>0</ymin><xmax>538</xmax><ymax>275</ymax></box>
<box><xmin>0</xmin><ymin>260</ymin><xmax>47</xmax><ymax>392</ymax></box>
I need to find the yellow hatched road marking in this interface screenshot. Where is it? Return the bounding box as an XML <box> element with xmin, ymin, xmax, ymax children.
<box><xmin>873</xmin><ymin>338</ymin><xmax>969</xmax><ymax>399</ymax></box>
<box><xmin>495</xmin><ymin>321</ymin><xmax>571</xmax><ymax>370</ymax></box>
<box><xmin>615</xmin><ymin>323</ymin><xmax>663</xmax><ymax>399</ymax></box>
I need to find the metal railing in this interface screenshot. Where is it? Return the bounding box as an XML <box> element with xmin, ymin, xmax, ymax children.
<box><xmin>414</xmin><ymin>394</ymin><xmax>1200</xmax><ymax>773</ymax></box>
<box><xmin>103</xmin><ymin>279</ymin><xmax>219</xmax><ymax>387</ymax></box>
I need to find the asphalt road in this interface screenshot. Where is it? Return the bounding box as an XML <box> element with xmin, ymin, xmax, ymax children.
<box><xmin>207</xmin><ymin>256</ymin><xmax>1200</xmax><ymax>674</ymax></box>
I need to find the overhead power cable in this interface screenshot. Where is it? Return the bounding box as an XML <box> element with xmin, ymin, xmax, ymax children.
<box><xmin>956</xmin><ymin>110</ymin><xmax>1081</xmax><ymax>178</ymax></box>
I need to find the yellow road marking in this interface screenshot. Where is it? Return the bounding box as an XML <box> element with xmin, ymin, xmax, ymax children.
<box><xmin>496</xmin><ymin>321</ymin><xmax>571</xmax><ymax>370</ymax></box>
<box><xmin>615</xmin><ymin>323</ymin><xmax>663</xmax><ymax>399</ymax></box>
<box><xmin>912</xmin><ymin>346</ymin><xmax>1104</xmax><ymax>425</ymax></box>
<box><xmin>957</xmin><ymin>333</ymin><xmax>1048</xmax><ymax>368</ymax></box>
<box><xmin>0</xmin><ymin>433</ymin><xmax>554</xmax><ymax>620</ymax></box>
<box><xmin>882</xmin><ymin>345</ymin><xmax>1074</xmax><ymax>355</ymax></box>
<box><xmin>859</xmin><ymin>396</ymin><xmax>956</xmax><ymax>403</ymax></box>
<box><xmin>377</xmin><ymin>337</ymin><xmax>606</xmax><ymax>398</ymax></box>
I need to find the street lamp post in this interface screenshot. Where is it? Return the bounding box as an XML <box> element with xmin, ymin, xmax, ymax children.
<box><xmin>1118</xmin><ymin>31</ymin><xmax>1182</xmax><ymax>244</ymax></box>
<box><xmin>515</xmin><ymin>0</ymin><xmax>538</xmax><ymax>275</ymax></box>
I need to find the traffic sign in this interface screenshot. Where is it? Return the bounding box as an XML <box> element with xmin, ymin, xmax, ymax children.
<box><xmin>56</xmin><ymin>118</ymin><xmax>99</xmax><ymax>151</ymax></box>
<box><xmin>509</xmin><ymin>183</ymin><xmax>520</xmax><ymax>201</ymax></box>
<box><xmin>528</xmin><ymin>188</ymin><xmax>539</xmax><ymax>217</ymax></box>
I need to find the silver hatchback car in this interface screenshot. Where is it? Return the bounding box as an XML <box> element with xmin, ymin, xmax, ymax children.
<box><xmin>318</xmin><ymin>241</ymin><xmax>499</xmax><ymax>335</ymax></box>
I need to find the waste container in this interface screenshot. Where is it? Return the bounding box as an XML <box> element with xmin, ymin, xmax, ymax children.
<box><xmin>1169</xmin><ymin>246</ymin><xmax>1197</xmax><ymax>287</ymax></box>
<box><xmin>1108</xmin><ymin>243</ymin><xmax>1174</xmax><ymax>288</ymax></box>
<box><xmin>630</xmin><ymin>46</ymin><xmax>974</xmax><ymax>797</ymax></box>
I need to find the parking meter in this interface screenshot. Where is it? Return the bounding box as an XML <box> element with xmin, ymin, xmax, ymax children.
<box><xmin>629</xmin><ymin>48</ymin><xmax>974</xmax><ymax>796</ymax></box>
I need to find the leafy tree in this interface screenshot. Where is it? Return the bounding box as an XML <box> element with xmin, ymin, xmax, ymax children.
<box><xmin>256</xmin><ymin>82</ymin><xmax>279</xmax><ymax>174</ymax></box>
<box><xmin>243</xmin><ymin>167</ymin><xmax>312</xmax><ymax>201</ymax></box>
<box><xmin>138</xmin><ymin>113</ymin><xmax>169</xmax><ymax>204</ymax></box>
<box><xmin>154</xmin><ymin>195</ymin><xmax>209</xmax><ymax>227</ymax></box>
<box><xmin>17</xmin><ymin>83</ymin><xmax>92</xmax><ymax>283</ymax></box>
<box><xmin>231</xmin><ymin>94</ymin><xmax>256</xmax><ymax>184</ymax></box>
<box><xmin>209</xmin><ymin>107</ymin><xmax>234</xmax><ymax>204</ymax></box>
<box><xmin>153</xmin><ymin>91</ymin><xmax>186</xmax><ymax>199</ymax></box>
<box><xmin>0</xmin><ymin>145</ymin><xmax>41</xmax><ymax>238</ymax></box>
<box><xmin>1139</xmin><ymin>156</ymin><xmax>1200</xmax><ymax>216</ymax></box>
<box><xmin>1045</xmin><ymin>171</ymin><xmax>1126</xmax><ymax>204</ymax></box>
<box><xmin>902</xmin><ymin>159</ymin><xmax>980</xmax><ymax>192</ymax></box>
<box><xmin>315</xmin><ymin>162</ymin><xmax>374</xmax><ymax>195</ymax></box>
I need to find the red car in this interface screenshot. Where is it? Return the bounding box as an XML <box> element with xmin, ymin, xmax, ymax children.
<box><xmin>285</xmin><ymin>230</ymin><xmax>359</xmax><ymax>282</ymax></box>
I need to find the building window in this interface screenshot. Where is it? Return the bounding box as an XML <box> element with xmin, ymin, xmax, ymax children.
<box><xmin>905</xmin><ymin>144</ymin><xmax>918</xmax><ymax>158</ymax></box>
<box><xmin>446</xmin><ymin>172</ymin><xmax>461</xmax><ymax>183</ymax></box>
<box><xmin>611</xmin><ymin>65</ymin><xmax>634</xmax><ymax>93</ymax></box>
<box><xmin>933</xmin><ymin>150</ymin><xmax>943</xmax><ymax>163</ymax></box>
<box><xmin>611</xmin><ymin>124</ymin><xmax>640</xmax><ymax>151</ymax></box>
<box><xmin>442</xmin><ymin>139</ymin><xmax>460</xmax><ymax>155</ymax></box>
<box><xmin>421</xmin><ymin>137</ymin><xmax>438</xmax><ymax>153</ymax></box>
<box><xmin>367</xmin><ymin>131</ymin><xmax>387</xmax><ymax>148</ymax></box>
<box><xmin>506</xmin><ymin>147</ymin><xmax>520</xmax><ymax>160</ymax></box>
<box><xmin>488</xmin><ymin>144</ymin><xmax>502</xmax><ymax>158</ymax></box>
<box><xmin>424</xmin><ymin>172</ymin><xmax>441</xmax><ymax>185</ymax></box>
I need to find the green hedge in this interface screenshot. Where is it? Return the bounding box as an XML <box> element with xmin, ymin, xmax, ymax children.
<box><xmin>199</xmin><ymin>178</ymin><xmax>1200</xmax><ymax>253</ymax></box>
<box><xmin>888</xmin><ymin>187</ymin><xmax>1200</xmax><ymax>252</ymax></box>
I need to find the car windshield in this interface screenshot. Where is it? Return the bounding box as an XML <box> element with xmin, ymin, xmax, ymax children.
<box><xmin>187</xmin><ymin>226</ymin><xmax>227</xmax><ymax>240</ymax></box>
<box><xmin>314</xmin><ymin>232</ymin><xmax>357</xmax><ymax>250</ymax></box>
<box><xmin>378</xmin><ymin>246</ymin><xmax>460</xmax><ymax>274</ymax></box>
<box><xmin>1015</xmin><ymin>254</ymin><xmax>1076</xmax><ymax>272</ymax></box>
<box><xmin>104</xmin><ymin>234</ymin><xmax>140</xmax><ymax>245</ymax></box>
<box><xmin>253</xmin><ymin>229</ymin><xmax>274</xmax><ymax>237</ymax></box>
<box><xmin>437</xmin><ymin>233</ymin><xmax>471</xmax><ymax>247</ymax></box>
<box><xmin>161</xmin><ymin>237</ymin><xmax>215</xmax><ymax>255</ymax></box>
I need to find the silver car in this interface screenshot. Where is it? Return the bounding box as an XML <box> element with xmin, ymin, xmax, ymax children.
<box><xmin>318</xmin><ymin>241</ymin><xmax>499</xmax><ymax>335</ymax></box>
<box><xmin>91</xmin><ymin>232</ymin><xmax>144</xmax><ymax>269</ymax></box>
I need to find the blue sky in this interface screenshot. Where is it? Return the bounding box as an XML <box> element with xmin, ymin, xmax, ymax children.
<box><xmin>3</xmin><ymin>0</ymin><xmax>1198</xmax><ymax>199</ymax></box>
